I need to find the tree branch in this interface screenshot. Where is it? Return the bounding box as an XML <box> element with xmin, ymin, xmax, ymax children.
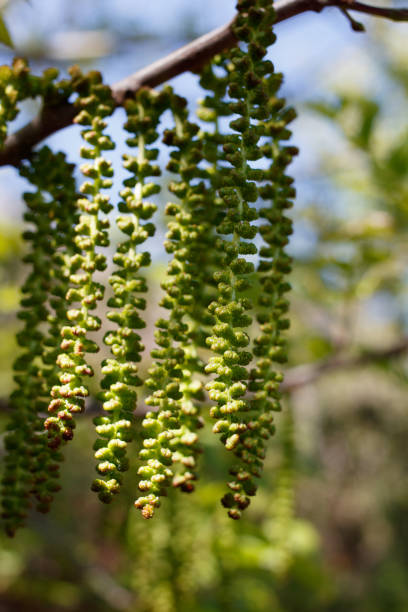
<box><xmin>0</xmin><ymin>339</ymin><xmax>407</xmax><ymax>414</ymax></box>
<box><xmin>281</xmin><ymin>337</ymin><xmax>408</xmax><ymax>392</ymax></box>
<box><xmin>0</xmin><ymin>0</ymin><xmax>407</xmax><ymax>167</ymax></box>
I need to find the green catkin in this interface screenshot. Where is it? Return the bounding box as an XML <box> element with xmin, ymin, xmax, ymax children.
<box><xmin>231</xmin><ymin>16</ymin><xmax>297</xmax><ymax>517</ymax></box>
<box><xmin>193</xmin><ymin>67</ymin><xmax>230</xmax><ymax>343</ymax></box>
<box><xmin>135</xmin><ymin>90</ymin><xmax>209</xmax><ymax>519</ymax></box>
<box><xmin>159</xmin><ymin>93</ymin><xmax>211</xmax><ymax>488</ymax></box>
<box><xmin>1</xmin><ymin>154</ymin><xmax>55</xmax><ymax>536</ymax></box>
<box><xmin>238</xmin><ymin>105</ymin><xmax>296</xmax><ymax>511</ymax></box>
<box><xmin>45</xmin><ymin>68</ymin><xmax>115</xmax><ymax>448</ymax></box>
<box><xmin>203</xmin><ymin>0</ymin><xmax>296</xmax><ymax>518</ymax></box>
<box><xmin>0</xmin><ymin>58</ymin><xmax>33</xmax><ymax>147</ymax></box>
<box><xmin>0</xmin><ymin>59</ymin><xmax>71</xmax><ymax>148</ymax></box>
<box><xmin>35</xmin><ymin>148</ymin><xmax>80</xmax><ymax>511</ymax></box>
<box><xmin>92</xmin><ymin>88</ymin><xmax>168</xmax><ymax>503</ymax></box>
<box><xmin>1</xmin><ymin>147</ymin><xmax>76</xmax><ymax>535</ymax></box>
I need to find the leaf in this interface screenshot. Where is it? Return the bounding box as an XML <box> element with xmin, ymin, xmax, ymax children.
<box><xmin>307</xmin><ymin>101</ymin><xmax>340</xmax><ymax>119</ymax></box>
<box><xmin>0</xmin><ymin>14</ymin><xmax>13</xmax><ymax>48</ymax></box>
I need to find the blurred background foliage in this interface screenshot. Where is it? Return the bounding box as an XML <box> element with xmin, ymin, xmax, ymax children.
<box><xmin>1</xmin><ymin>1</ymin><xmax>408</xmax><ymax>611</ymax></box>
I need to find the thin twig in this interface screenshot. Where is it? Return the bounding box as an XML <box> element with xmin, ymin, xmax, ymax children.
<box><xmin>340</xmin><ymin>8</ymin><xmax>366</xmax><ymax>31</ymax></box>
<box><xmin>0</xmin><ymin>0</ymin><xmax>407</xmax><ymax>167</ymax></box>
<box><xmin>281</xmin><ymin>337</ymin><xmax>408</xmax><ymax>392</ymax></box>
<box><xmin>338</xmin><ymin>0</ymin><xmax>408</xmax><ymax>22</ymax></box>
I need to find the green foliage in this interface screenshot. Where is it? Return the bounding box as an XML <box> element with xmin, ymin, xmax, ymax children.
<box><xmin>0</xmin><ymin>0</ymin><xmax>32</xmax><ymax>48</ymax></box>
<box><xmin>0</xmin><ymin>15</ymin><xmax>13</xmax><ymax>49</ymax></box>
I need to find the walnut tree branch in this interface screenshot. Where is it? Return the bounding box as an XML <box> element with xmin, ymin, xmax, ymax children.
<box><xmin>0</xmin><ymin>0</ymin><xmax>407</xmax><ymax>167</ymax></box>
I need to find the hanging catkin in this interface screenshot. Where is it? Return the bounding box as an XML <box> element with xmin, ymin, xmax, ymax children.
<box><xmin>1</xmin><ymin>147</ymin><xmax>78</xmax><ymax>535</ymax></box>
<box><xmin>45</xmin><ymin>68</ymin><xmax>115</xmax><ymax>448</ymax></box>
<box><xmin>135</xmin><ymin>89</ymin><xmax>210</xmax><ymax>518</ymax></box>
<box><xmin>92</xmin><ymin>87</ymin><xmax>168</xmax><ymax>503</ymax></box>
<box><xmin>201</xmin><ymin>0</ymin><xmax>296</xmax><ymax>518</ymax></box>
<box><xmin>1</xmin><ymin>0</ymin><xmax>298</xmax><ymax>533</ymax></box>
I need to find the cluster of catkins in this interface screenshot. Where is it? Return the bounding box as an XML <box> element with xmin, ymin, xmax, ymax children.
<box><xmin>0</xmin><ymin>0</ymin><xmax>297</xmax><ymax>535</ymax></box>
